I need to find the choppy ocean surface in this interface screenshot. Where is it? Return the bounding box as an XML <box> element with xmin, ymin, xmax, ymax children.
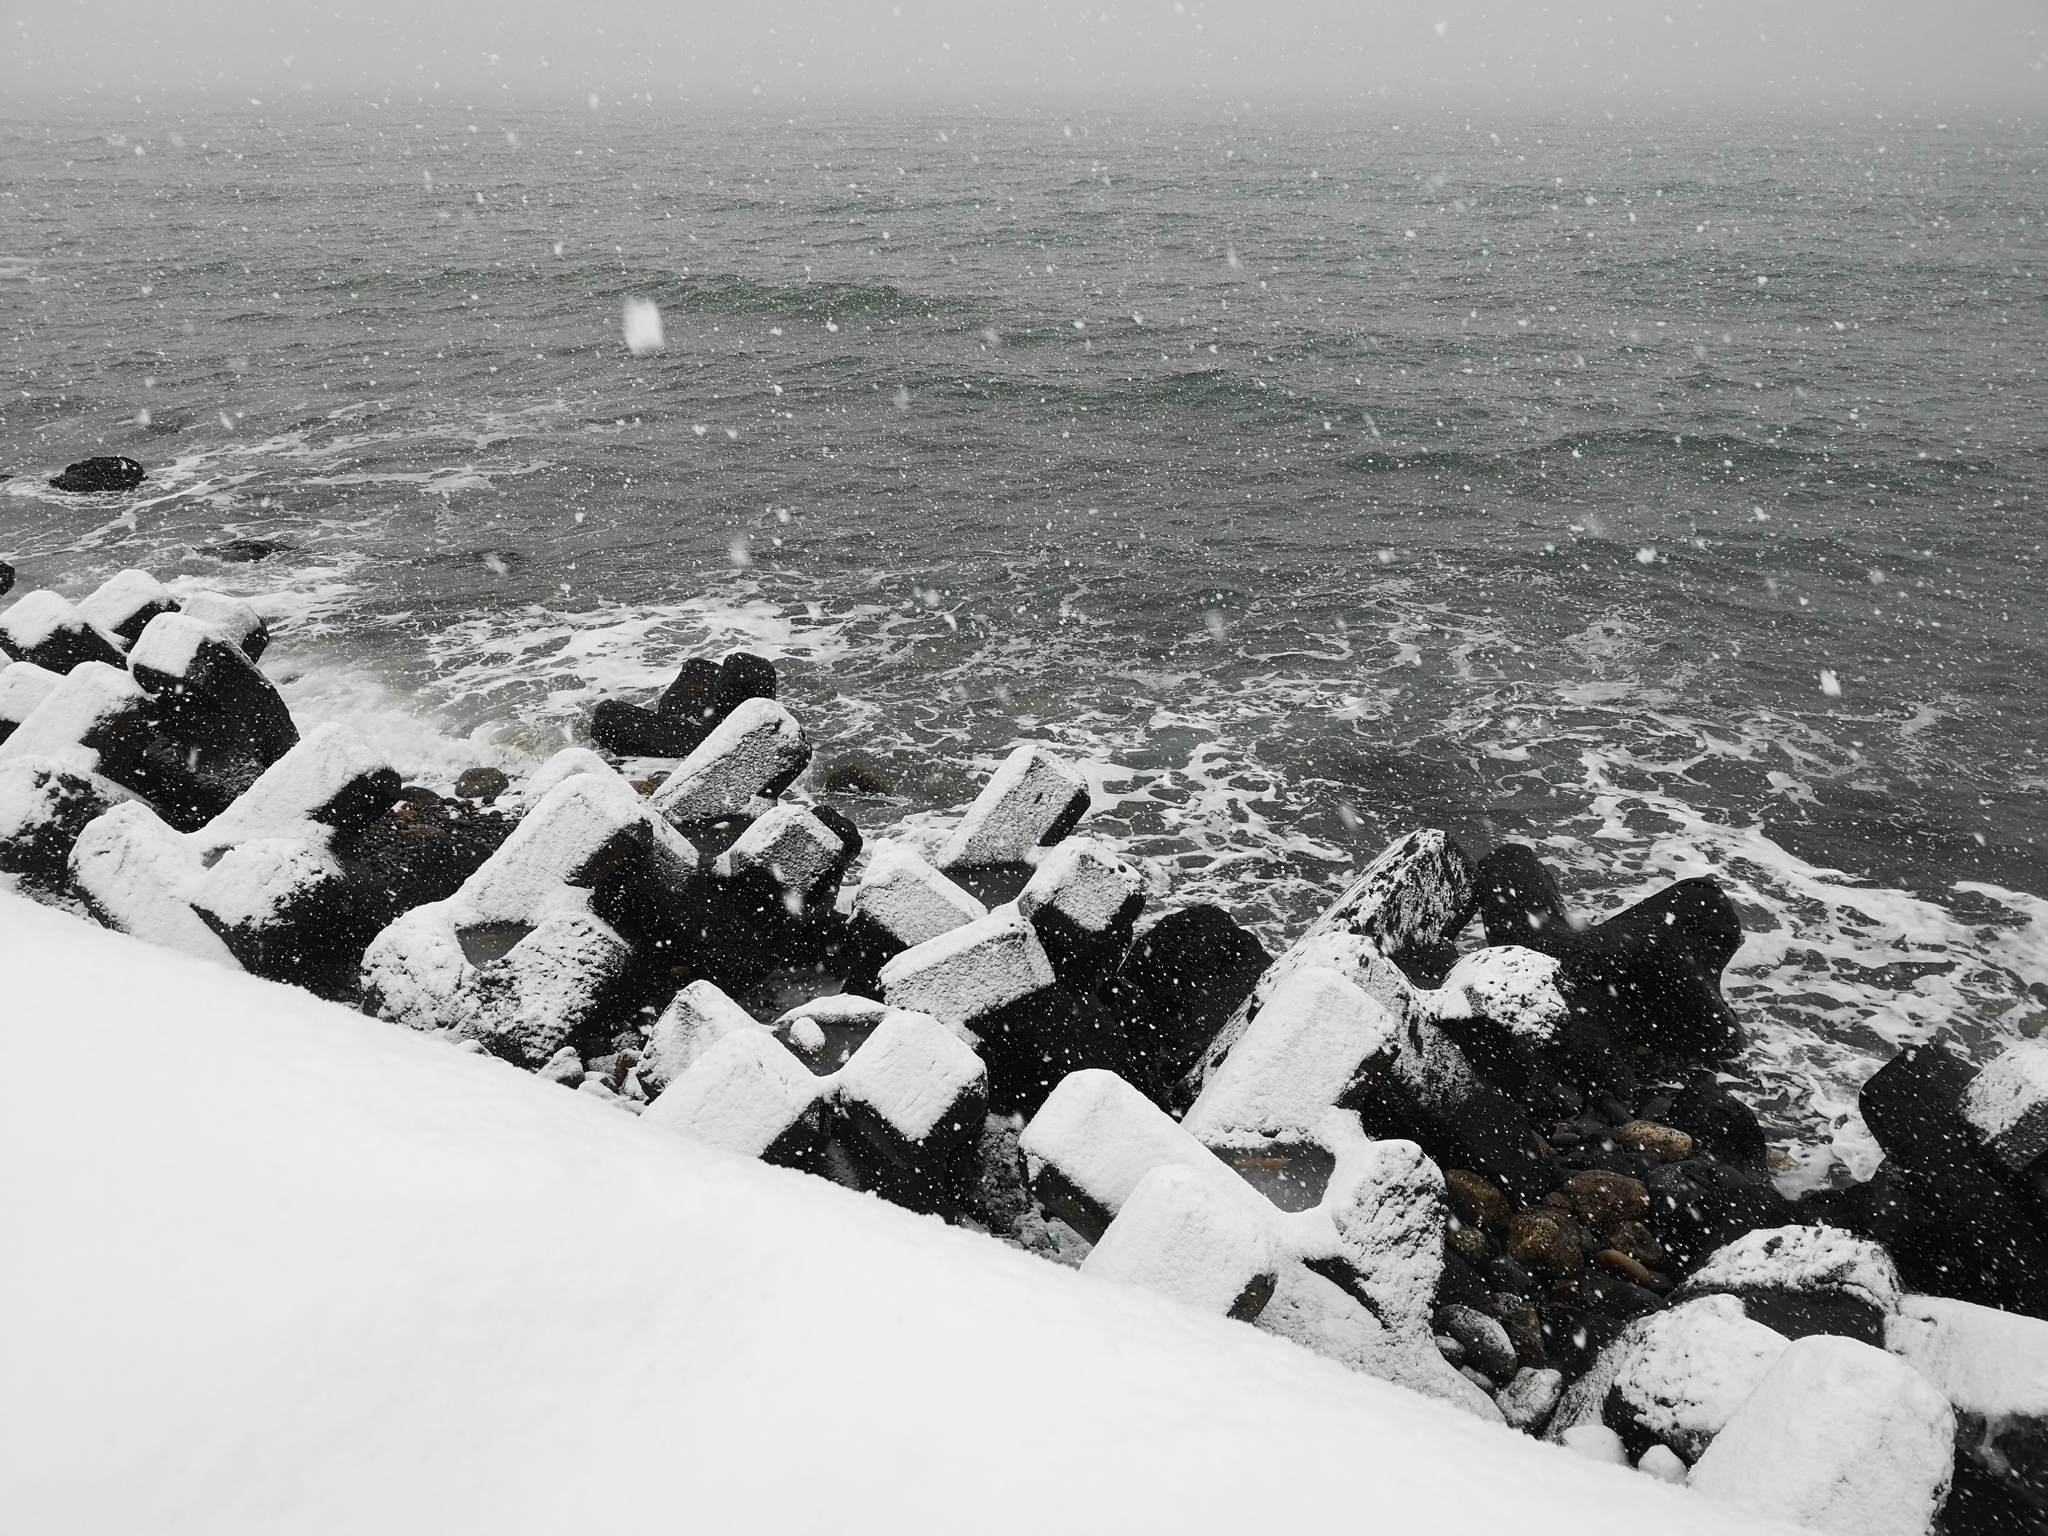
<box><xmin>3</xmin><ymin>100</ymin><xmax>2044</xmax><ymax>1182</ymax></box>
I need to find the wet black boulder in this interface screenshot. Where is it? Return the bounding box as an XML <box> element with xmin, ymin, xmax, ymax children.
<box><xmin>49</xmin><ymin>456</ymin><xmax>146</xmax><ymax>493</ymax></box>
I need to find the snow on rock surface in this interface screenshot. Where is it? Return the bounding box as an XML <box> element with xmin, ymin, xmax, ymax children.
<box><xmin>641</xmin><ymin>1027</ymin><xmax>827</xmax><ymax>1159</ymax></box>
<box><xmin>1961</xmin><ymin>1037</ymin><xmax>2048</xmax><ymax>1174</ymax></box>
<box><xmin>1016</xmin><ymin>835</ymin><xmax>1142</xmax><ymax>934</ymax></box>
<box><xmin>522</xmin><ymin>745</ymin><xmax>615</xmax><ymax>802</ymax></box>
<box><xmin>936</xmin><ymin>742</ymin><xmax>1090</xmax><ymax>867</ymax></box>
<box><xmin>0</xmin><ymin>588</ymin><xmax>126</xmax><ymax>672</ymax></box>
<box><xmin>852</xmin><ymin>839</ymin><xmax>987</xmax><ymax>948</ymax></box>
<box><xmin>0</xmin><ymin>661</ymin><xmax>62</xmax><ymax>737</ymax></box>
<box><xmin>1687</xmin><ymin>1333</ymin><xmax>1955</xmax><ymax>1536</ymax></box>
<box><xmin>1083</xmin><ymin>1162</ymin><xmax>1277</xmax><ymax>1318</ymax></box>
<box><xmin>877</xmin><ymin>903</ymin><xmax>1056</xmax><ymax>1036</ymax></box>
<box><xmin>1422</xmin><ymin>944</ymin><xmax>1570</xmax><ymax>1045</ymax></box>
<box><xmin>176</xmin><ymin>589</ymin><xmax>268</xmax><ymax>658</ymax></box>
<box><xmin>647</xmin><ymin>696</ymin><xmax>809</xmax><ymax>826</ymax></box>
<box><xmin>0</xmin><ymin>891</ymin><xmax>1797</xmax><ymax>1536</ymax></box>
<box><xmin>1886</xmin><ymin>1292</ymin><xmax>2048</xmax><ymax>1426</ymax></box>
<box><xmin>0</xmin><ymin>660</ymin><xmax>146</xmax><ymax>775</ymax></box>
<box><xmin>69</xmin><ymin>800</ymin><xmax>238</xmax><ymax>965</ymax></box>
<box><xmin>638</xmin><ymin>979</ymin><xmax>762</xmax><ymax>1094</ymax></box>
<box><xmin>1181</xmin><ymin>964</ymin><xmax>1397</xmax><ymax>1146</ymax></box>
<box><xmin>1599</xmin><ymin>1295</ymin><xmax>1793</xmax><ymax>1461</ymax></box>
<box><xmin>712</xmin><ymin>801</ymin><xmax>844</xmax><ymax>893</ymax></box>
<box><xmin>74</xmin><ymin>568</ymin><xmax>179</xmax><ymax>644</ymax></box>
<box><xmin>1676</xmin><ymin>1225</ymin><xmax>1902</xmax><ymax>1341</ymax></box>
<box><xmin>1297</xmin><ymin>827</ymin><xmax>1475</xmax><ymax>965</ymax></box>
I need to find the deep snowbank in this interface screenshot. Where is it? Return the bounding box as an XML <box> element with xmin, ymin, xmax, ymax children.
<box><xmin>0</xmin><ymin>892</ymin><xmax>1791</xmax><ymax>1535</ymax></box>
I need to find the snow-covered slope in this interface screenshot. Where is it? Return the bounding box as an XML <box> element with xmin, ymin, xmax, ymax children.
<box><xmin>0</xmin><ymin>892</ymin><xmax>1797</xmax><ymax>1535</ymax></box>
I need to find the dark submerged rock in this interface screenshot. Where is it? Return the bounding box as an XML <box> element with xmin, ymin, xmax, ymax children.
<box><xmin>49</xmin><ymin>455</ymin><xmax>145</xmax><ymax>493</ymax></box>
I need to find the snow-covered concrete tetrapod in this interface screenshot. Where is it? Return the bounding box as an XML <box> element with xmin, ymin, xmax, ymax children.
<box><xmin>642</xmin><ymin>1027</ymin><xmax>830</xmax><ymax>1164</ymax></box>
<box><xmin>1082</xmin><ymin>1163</ymin><xmax>1278</xmax><ymax>1320</ymax></box>
<box><xmin>1550</xmin><ymin>1295</ymin><xmax>1791</xmax><ymax>1463</ymax></box>
<box><xmin>70</xmin><ymin>800</ymin><xmax>240</xmax><ymax>966</ymax></box>
<box><xmin>127</xmin><ymin>611</ymin><xmax>298</xmax><ymax>797</ymax></box>
<box><xmin>712</xmin><ymin>802</ymin><xmax>853</xmax><ymax>900</ymax></box>
<box><xmin>1675</xmin><ymin>1225</ymin><xmax>1903</xmax><ymax>1345</ymax></box>
<box><xmin>639</xmin><ymin>979</ymin><xmax>761</xmax><ymax>1095</ymax></box>
<box><xmin>646</xmin><ymin>1004</ymin><xmax>986</xmax><ymax>1211</ymax></box>
<box><xmin>0</xmin><ymin>589</ymin><xmax>127</xmax><ymax>673</ymax></box>
<box><xmin>1191</xmin><ymin>931</ymin><xmax>1552</xmax><ymax>1204</ymax></box>
<box><xmin>647</xmin><ymin>696</ymin><xmax>810</xmax><ymax>827</ymax></box>
<box><xmin>1181</xmin><ymin>965</ymin><xmax>1398</xmax><ymax>1147</ymax></box>
<box><xmin>854</xmin><ymin>841</ymin><xmax>987</xmax><ymax>949</ymax></box>
<box><xmin>69</xmin><ymin>723</ymin><xmax>404</xmax><ymax>985</ymax></box>
<box><xmin>361</xmin><ymin>769</ymin><xmax>698</xmax><ymax>1063</ymax></box>
<box><xmin>1688</xmin><ymin>1334</ymin><xmax>1956</xmax><ymax>1536</ymax></box>
<box><xmin>1020</xmin><ymin>1070</ymin><xmax>1496</xmax><ymax>1418</ymax></box>
<box><xmin>74</xmin><ymin>569</ymin><xmax>180</xmax><ymax>646</ymax></box>
<box><xmin>1416</xmin><ymin>944</ymin><xmax>1571</xmax><ymax>1088</ymax></box>
<box><xmin>1298</xmin><ymin>828</ymin><xmax>1476</xmax><ymax>976</ymax></box>
<box><xmin>936</xmin><ymin>742</ymin><xmax>1090</xmax><ymax>868</ymax></box>
<box><xmin>524</xmin><ymin>745</ymin><xmax>617</xmax><ymax>802</ymax></box>
<box><xmin>845</xmin><ymin>841</ymin><xmax>987</xmax><ymax>989</ymax></box>
<box><xmin>0</xmin><ymin>661</ymin><xmax>63</xmax><ymax>745</ymax></box>
<box><xmin>832</xmin><ymin>1010</ymin><xmax>988</xmax><ymax>1197</ymax></box>
<box><xmin>1962</xmin><ymin>1037</ymin><xmax>2048</xmax><ymax>1175</ymax></box>
<box><xmin>877</xmin><ymin>903</ymin><xmax>1057</xmax><ymax>1041</ymax></box>
<box><xmin>176</xmin><ymin>589</ymin><xmax>269</xmax><ymax>660</ymax></box>
<box><xmin>0</xmin><ymin>754</ymin><xmax>122</xmax><ymax>874</ymax></box>
<box><xmin>1886</xmin><ymin>1294</ymin><xmax>2048</xmax><ymax>1524</ymax></box>
<box><xmin>1014</xmin><ymin>834</ymin><xmax>1144</xmax><ymax>991</ymax></box>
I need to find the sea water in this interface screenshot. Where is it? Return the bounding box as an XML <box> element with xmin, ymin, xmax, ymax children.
<box><xmin>3</xmin><ymin>101</ymin><xmax>2043</xmax><ymax>1182</ymax></box>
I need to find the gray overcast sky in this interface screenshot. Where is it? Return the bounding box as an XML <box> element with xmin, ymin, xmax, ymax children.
<box><xmin>5</xmin><ymin>0</ymin><xmax>2045</xmax><ymax>108</ymax></box>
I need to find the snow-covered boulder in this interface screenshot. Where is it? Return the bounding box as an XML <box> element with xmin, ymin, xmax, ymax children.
<box><xmin>1552</xmin><ymin>1295</ymin><xmax>1791</xmax><ymax>1463</ymax></box>
<box><xmin>936</xmin><ymin>743</ymin><xmax>1090</xmax><ymax>868</ymax></box>
<box><xmin>176</xmin><ymin>589</ymin><xmax>269</xmax><ymax>660</ymax></box>
<box><xmin>844</xmin><ymin>839</ymin><xmax>987</xmax><ymax>989</ymax></box>
<box><xmin>1962</xmin><ymin>1037</ymin><xmax>2048</xmax><ymax>1176</ymax></box>
<box><xmin>1082</xmin><ymin>1162</ymin><xmax>1277</xmax><ymax>1319</ymax></box>
<box><xmin>0</xmin><ymin>588</ymin><xmax>126</xmax><ymax>672</ymax></box>
<box><xmin>1014</xmin><ymin>834</ymin><xmax>1144</xmax><ymax>990</ymax></box>
<box><xmin>647</xmin><ymin>696</ymin><xmax>810</xmax><ymax>827</ymax></box>
<box><xmin>1676</xmin><ymin>1226</ymin><xmax>1901</xmax><ymax>1345</ymax></box>
<box><xmin>1688</xmin><ymin>1333</ymin><xmax>1955</xmax><ymax>1536</ymax></box>
<box><xmin>0</xmin><ymin>753</ymin><xmax>123</xmax><ymax>875</ymax></box>
<box><xmin>642</xmin><ymin>1026</ymin><xmax>830</xmax><ymax>1162</ymax></box>
<box><xmin>1887</xmin><ymin>1293</ymin><xmax>2048</xmax><ymax>1526</ymax></box>
<box><xmin>70</xmin><ymin>799</ymin><xmax>241</xmax><ymax>965</ymax></box>
<box><xmin>0</xmin><ymin>660</ymin><xmax>62</xmax><ymax>745</ymax></box>
<box><xmin>128</xmin><ymin>611</ymin><xmax>298</xmax><ymax>803</ymax></box>
<box><xmin>74</xmin><ymin>568</ymin><xmax>179</xmax><ymax>646</ymax></box>
<box><xmin>361</xmin><ymin>768</ymin><xmax>696</xmax><ymax>1063</ymax></box>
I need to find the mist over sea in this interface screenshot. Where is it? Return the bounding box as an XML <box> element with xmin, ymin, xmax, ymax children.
<box><xmin>3</xmin><ymin>100</ymin><xmax>2043</xmax><ymax>1181</ymax></box>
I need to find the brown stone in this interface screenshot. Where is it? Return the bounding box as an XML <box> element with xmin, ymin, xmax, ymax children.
<box><xmin>1594</xmin><ymin>1248</ymin><xmax>1659</xmax><ymax>1288</ymax></box>
<box><xmin>1449</xmin><ymin>1223</ymin><xmax>1492</xmax><ymax>1265</ymax></box>
<box><xmin>1606</xmin><ymin>1219</ymin><xmax>1669</xmax><ymax>1268</ymax></box>
<box><xmin>1507</xmin><ymin>1209</ymin><xmax>1585</xmax><ymax>1276</ymax></box>
<box><xmin>1445</xmin><ymin>1169</ymin><xmax>1511</xmax><ymax>1233</ymax></box>
<box><xmin>1616</xmin><ymin>1119</ymin><xmax>1695</xmax><ymax>1162</ymax></box>
<box><xmin>1564</xmin><ymin>1170</ymin><xmax>1651</xmax><ymax>1233</ymax></box>
<box><xmin>1493</xmin><ymin>1298</ymin><xmax>1548</xmax><ymax>1368</ymax></box>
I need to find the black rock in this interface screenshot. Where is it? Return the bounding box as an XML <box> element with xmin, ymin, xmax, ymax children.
<box><xmin>49</xmin><ymin>456</ymin><xmax>145</xmax><ymax>493</ymax></box>
<box><xmin>128</xmin><ymin>615</ymin><xmax>298</xmax><ymax>806</ymax></box>
<box><xmin>713</xmin><ymin>651</ymin><xmax>777</xmax><ymax>714</ymax></box>
<box><xmin>1855</xmin><ymin>1036</ymin><xmax>2048</xmax><ymax>1318</ymax></box>
<box><xmin>657</xmin><ymin>656</ymin><xmax>721</xmax><ymax>724</ymax></box>
<box><xmin>1101</xmin><ymin>904</ymin><xmax>1271</xmax><ymax>1092</ymax></box>
<box><xmin>336</xmin><ymin>797</ymin><xmax>517</xmax><ymax>914</ymax></box>
<box><xmin>590</xmin><ymin>698</ymin><xmax>707</xmax><ymax>758</ymax></box>
<box><xmin>1470</xmin><ymin>844</ymin><xmax>1746</xmax><ymax>1068</ymax></box>
<box><xmin>453</xmin><ymin>766</ymin><xmax>509</xmax><ymax>803</ymax></box>
<box><xmin>1665</xmin><ymin>1077</ymin><xmax>1769</xmax><ymax>1167</ymax></box>
<box><xmin>0</xmin><ymin>560</ymin><xmax>13</xmax><ymax>597</ymax></box>
<box><xmin>209</xmin><ymin>538</ymin><xmax>293</xmax><ymax>563</ymax></box>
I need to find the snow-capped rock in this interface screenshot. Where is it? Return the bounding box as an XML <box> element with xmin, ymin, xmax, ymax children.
<box><xmin>936</xmin><ymin>743</ymin><xmax>1089</xmax><ymax>868</ymax></box>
